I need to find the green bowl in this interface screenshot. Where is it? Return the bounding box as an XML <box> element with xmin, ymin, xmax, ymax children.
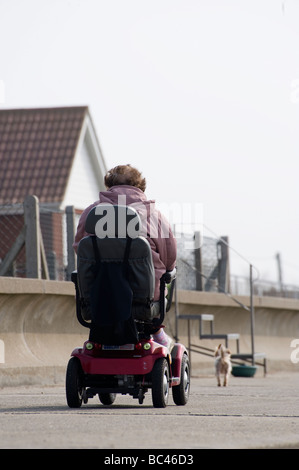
<box><xmin>231</xmin><ymin>364</ymin><xmax>258</xmax><ymax>377</ymax></box>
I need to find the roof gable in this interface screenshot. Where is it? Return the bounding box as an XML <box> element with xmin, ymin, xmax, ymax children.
<box><xmin>0</xmin><ymin>106</ymin><xmax>100</xmax><ymax>205</ymax></box>
<box><xmin>62</xmin><ymin>112</ymin><xmax>107</xmax><ymax>209</ymax></box>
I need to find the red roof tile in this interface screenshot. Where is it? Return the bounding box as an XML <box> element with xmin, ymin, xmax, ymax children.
<box><xmin>0</xmin><ymin>106</ymin><xmax>88</xmax><ymax>204</ymax></box>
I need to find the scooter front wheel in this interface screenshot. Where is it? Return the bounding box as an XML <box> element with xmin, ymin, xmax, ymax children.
<box><xmin>98</xmin><ymin>393</ymin><xmax>116</xmax><ymax>405</ymax></box>
<box><xmin>151</xmin><ymin>358</ymin><xmax>170</xmax><ymax>408</ymax></box>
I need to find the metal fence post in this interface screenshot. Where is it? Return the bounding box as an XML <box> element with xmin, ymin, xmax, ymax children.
<box><xmin>217</xmin><ymin>236</ymin><xmax>230</xmax><ymax>293</ymax></box>
<box><xmin>250</xmin><ymin>263</ymin><xmax>255</xmax><ymax>365</ymax></box>
<box><xmin>24</xmin><ymin>195</ymin><xmax>41</xmax><ymax>279</ymax></box>
<box><xmin>194</xmin><ymin>231</ymin><xmax>203</xmax><ymax>291</ymax></box>
<box><xmin>66</xmin><ymin>205</ymin><xmax>77</xmax><ymax>280</ymax></box>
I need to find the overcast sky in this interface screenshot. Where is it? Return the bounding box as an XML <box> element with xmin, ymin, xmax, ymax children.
<box><xmin>1</xmin><ymin>0</ymin><xmax>299</xmax><ymax>285</ymax></box>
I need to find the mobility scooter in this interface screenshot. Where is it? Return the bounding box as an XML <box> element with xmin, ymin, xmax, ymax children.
<box><xmin>66</xmin><ymin>204</ymin><xmax>190</xmax><ymax>408</ymax></box>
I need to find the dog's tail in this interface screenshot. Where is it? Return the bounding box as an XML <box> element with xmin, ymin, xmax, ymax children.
<box><xmin>215</xmin><ymin>344</ymin><xmax>223</xmax><ymax>356</ymax></box>
<box><xmin>217</xmin><ymin>344</ymin><xmax>226</xmax><ymax>365</ymax></box>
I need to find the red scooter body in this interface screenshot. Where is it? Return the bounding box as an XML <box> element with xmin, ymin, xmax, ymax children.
<box><xmin>71</xmin><ymin>338</ymin><xmax>186</xmax><ymax>381</ymax></box>
<box><xmin>66</xmin><ymin>337</ymin><xmax>189</xmax><ymax>408</ymax></box>
<box><xmin>65</xmin><ymin>205</ymin><xmax>190</xmax><ymax>408</ymax></box>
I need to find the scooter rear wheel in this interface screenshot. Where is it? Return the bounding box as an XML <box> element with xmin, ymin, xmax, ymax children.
<box><xmin>151</xmin><ymin>358</ymin><xmax>170</xmax><ymax>408</ymax></box>
<box><xmin>66</xmin><ymin>357</ymin><xmax>84</xmax><ymax>408</ymax></box>
<box><xmin>172</xmin><ymin>353</ymin><xmax>190</xmax><ymax>406</ymax></box>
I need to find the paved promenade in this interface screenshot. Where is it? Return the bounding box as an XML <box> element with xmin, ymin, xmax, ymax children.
<box><xmin>0</xmin><ymin>371</ymin><xmax>299</xmax><ymax>449</ymax></box>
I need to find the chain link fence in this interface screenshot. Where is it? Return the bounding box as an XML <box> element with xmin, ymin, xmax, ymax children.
<box><xmin>230</xmin><ymin>274</ymin><xmax>299</xmax><ymax>299</ymax></box>
<box><xmin>0</xmin><ymin>198</ymin><xmax>74</xmax><ymax>281</ymax></box>
<box><xmin>0</xmin><ymin>203</ymin><xmax>25</xmax><ymax>277</ymax></box>
<box><xmin>176</xmin><ymin>231</ymin><xmax>230</xmax><ymax>294</ymax></box>
<box><xmin>0</xmin><ymin>197</ymin><xmax>298</xmax><ymax>299</ymax></box>
<box><xmin>176</xmin><ymin>230</ymin><xmax>299</xmax><ymax>300</ymax></box>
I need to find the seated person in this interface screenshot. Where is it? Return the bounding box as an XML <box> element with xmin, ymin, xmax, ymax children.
<box><xmin>73</xmin><ymin>164</ymin><xmax>176</xmax><ymax>349</ymax></box>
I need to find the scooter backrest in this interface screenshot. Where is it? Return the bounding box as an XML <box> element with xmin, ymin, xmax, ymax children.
<box><xmin>77</xmin><ymin>204</ymin><xmax>155</xmax><ymax>312</ymax></box>
<box><xmin>84</xmin><ymin>204</ymin><xmax>141</xmax><ymax>239</ymax></box>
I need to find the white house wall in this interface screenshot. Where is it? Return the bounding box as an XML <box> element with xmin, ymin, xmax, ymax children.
<box><xmin>62</xmin><ymin>118</ymin><xmax>107</xmax><ymax>211</ymax></box>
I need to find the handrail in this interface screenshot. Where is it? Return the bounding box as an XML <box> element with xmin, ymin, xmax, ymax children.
<box><xmin>178</xmin><ymin>258</ymin><xmax>250</xmax><ymax>312</ymax></box>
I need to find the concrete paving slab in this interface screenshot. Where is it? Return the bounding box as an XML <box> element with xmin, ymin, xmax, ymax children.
<box><xmin>0</xmin><ymin>371</ymin><xmax>298</xmax><ymax>449</ymax></box>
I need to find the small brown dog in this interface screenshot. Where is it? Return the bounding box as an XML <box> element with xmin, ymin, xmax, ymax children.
<box><xmin>214</xmin><ymin>344</ymin><xmax>232</xmax><ymax>387</ymax></box>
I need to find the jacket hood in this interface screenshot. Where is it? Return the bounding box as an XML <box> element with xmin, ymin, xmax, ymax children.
<box><xmin>99</xmin><ymin>185</ymin><xmax>155</xmax><ymax>207</ymax></box>
<box><xmin>99</xmin><ymin>185</ymin><xmax>158</xmax><ymax>239</ymax></box>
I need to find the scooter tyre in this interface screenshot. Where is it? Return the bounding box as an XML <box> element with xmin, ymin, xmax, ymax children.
<box><xmin>172</xmin><ymin>353</ymin><xmax>190</xmax><ymax>406</ymax></box>
<box><xmin>151</xmin><ymin>358</ymin><xmax>170</xmax><ymax>408</ymax></box>
<box><xmin>66</xmin><ymin>357</ymin><xmax>84</xmax><ymax>408</ymax></box>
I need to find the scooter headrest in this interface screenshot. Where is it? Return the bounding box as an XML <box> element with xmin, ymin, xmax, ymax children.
<box><xmin>85</xmin><ymin>204</ymin><xmax>141</xmax><ymax>239</ymax></box>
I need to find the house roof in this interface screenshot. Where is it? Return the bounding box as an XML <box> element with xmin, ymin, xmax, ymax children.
<box><xmin>0</xmin><ymin>106</ymin><xmax>94</xmax><ymax>204</ymax></box>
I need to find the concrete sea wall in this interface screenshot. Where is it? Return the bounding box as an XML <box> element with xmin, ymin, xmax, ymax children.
<box><xmin>0</xmin><ymin>278</ymin><xmax>299</xmax><ymax>386</ymax></box>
